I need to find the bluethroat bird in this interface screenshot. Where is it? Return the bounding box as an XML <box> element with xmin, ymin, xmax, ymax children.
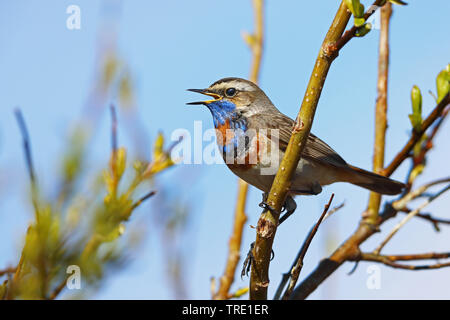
<box><xmin>188</xmin><ymin>77</ymin><xmax>405</xmax><ymax>223</ymax></box>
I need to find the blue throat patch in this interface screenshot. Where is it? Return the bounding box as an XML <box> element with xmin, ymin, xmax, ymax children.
<box><xmin>206</xmin><ymin>100</ymin><xmax>249</xmax><ymax>156</ymax></box>
<box><xmin>206</xmin><ymin>100</ymin><xmax>238</xmax><ymax>127</ymax></box>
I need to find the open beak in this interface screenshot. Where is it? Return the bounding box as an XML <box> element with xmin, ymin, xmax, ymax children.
<box><xmin>186</xmin><ymin>88</ymin><xmax>222</xmax><ymax>105</ymax></box>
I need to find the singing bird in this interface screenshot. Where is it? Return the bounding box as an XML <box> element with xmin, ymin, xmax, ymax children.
<box><xmin>188</xmin><ymin>77</ymin><xmax>404</xmax><ymax>222</ymax></box>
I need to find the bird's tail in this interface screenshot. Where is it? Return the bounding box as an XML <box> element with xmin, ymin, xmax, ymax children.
<box><xmin>341</xmin><ymin>164</ymin><xmax>405</xmax><ymax>195</ymax></box>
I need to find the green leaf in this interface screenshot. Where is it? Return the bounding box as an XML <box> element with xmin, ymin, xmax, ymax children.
<box><xmin>409</xmin><ymin>85</ymin><xmax>423</xmax><ymax>132</ymax></box>
<box><xmin>355</xmin><ymin>23</ymin><xmax>372</xmax><ymax>37</ymax></box>
<box><xmin>345</xmin><ymin>0</ymin><xmax>365</xmax><ymax>18</ymax></box>
<box><xmin>354</xmin><ymin>17</ymin><xmax>366</xmax><ymax>27</ymax></box>
<box><xmin>436</xmin><ymin>64</ymin><xmax>450</xmax><ymax>103</ymax></box>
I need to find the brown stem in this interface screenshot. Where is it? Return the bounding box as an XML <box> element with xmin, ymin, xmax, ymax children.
<box><xmin>281</xmin><ymin>194</ymin><xmax>334</xmax><ymax>300</ymax></box>
<box><xmin>374</xmin><ymin>184</ymin><xmax>450</xmax><ymax>254</ymax></box>
<box><xmin>366</xmin><ymin>2</ymin><xmax>392</xmax><ymax>225</ymax></box>
<box><xmin>398</xmin><ymin>209</ymin><xmax>450</xmax><ymax>231</ymax></box>
<box><xmin>356</xmin><ymin>252</ymin><xmax>450</xmax><ymax>270</ymax></box>
<box><xmin>250</xmin><ymin>0</ymin><xmax>351</xmax><ymax>300</ymax></box>
<box><xmin>214</xmin><ymin>180</ymin><xmax>249</xmax><ymax>300</ymax></box>
<box><xmin>0</xmin><ymin>267</ymin><xmax>16</xmax><ymax>277</ymax></box>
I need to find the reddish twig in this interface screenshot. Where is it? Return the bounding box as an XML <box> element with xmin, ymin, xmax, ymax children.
<box><xmin>281</xmin><ymin>194</ymin><xmax>334</xmax><ymax>300</ymax></box>
<box><xmin>355</xmin><ymin>252</ymin><xmax>450</xmax><ymax>270</ymax></box>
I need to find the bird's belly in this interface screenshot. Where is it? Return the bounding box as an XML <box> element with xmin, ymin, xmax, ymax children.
<box><xmin>219</xmin><ymin>128</ymin><xmax>339</xmax><ymax>194</ymax></box>
<box><xmin>227</xmin><ymin>149</ymin><xmax>337</xmax><ymax>194</ymax></box>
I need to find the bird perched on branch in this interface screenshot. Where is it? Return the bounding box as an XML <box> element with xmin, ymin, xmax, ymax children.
<box><xmin>188</xmin><ymin>77</ymin><xmax>404</xmax><ymax>222</ymax></box>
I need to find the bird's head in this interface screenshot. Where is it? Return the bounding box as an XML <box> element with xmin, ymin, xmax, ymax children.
<box><xmin>187</xmin><ymin>77</ymin><xmax>273</xmax><ymax>118</ymax></box>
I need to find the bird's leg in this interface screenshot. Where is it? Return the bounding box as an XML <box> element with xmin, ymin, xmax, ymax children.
<box><xmin>243</xmin><ymin>192</ymin><xmax>288</xmax><ymax>278</ymax></box>
<box><xmin>241</xmin><ymin>242</ymin><xmax>254</xmax><ymax>278</ymax></box>
<box><xmin>258</xmin><ymin>192</ymin><xmax>280</xmax><ymax>216</ymax></box>
<box><xmin>241</xmin><ymin>241</ymin><xmax>275</xmax><ymax>278</ymax></box>
<box><xmin>278</xmin><ymin>195</ymin><xmax>297</xmax><ymax>225</ymax></box>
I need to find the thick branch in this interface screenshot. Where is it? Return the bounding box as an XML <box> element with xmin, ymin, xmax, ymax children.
<box><xmin>250</xmin><ymin>1</ymin><xmax>351</xmax><ymax>300</ymax></box>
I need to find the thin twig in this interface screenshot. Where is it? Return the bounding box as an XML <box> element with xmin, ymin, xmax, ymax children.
<box><xmin>398</xmin><ymin>209</ymin><xmax>450</xmax><ymax>232</ymax></box>
<box><xmin>365</xmin><ymin>2</ymin><xmax>392</xmax><ymax>226</ymax></box>
<box><xmin>273</xmin><ymin>201</ymin><xmax>345</xmax><ymax>300</ymax></box>
<box><xmin>49</xmin><ymin>276</ymin><xmax>69</xmax><ymax>300</ymax></box>
<box><xmin>273</xmin><ymin>199</ymin><xmax>343</xmax><ymax>300</ymax></box>
<box><xmin>392</xmin><ymin>177</ymin><xmax>450</xmax><ymax>211</ymax></box>
<box><xmin>110</xmin><ymin>104</ymin><xmax>118</xmax><ymax>154</ymax></box>
<box><xmin>14</xmin><ymin>108</ymin><xmax>36</xmax><ymax>184</ymax></box>
<box><xmin>214</xmin><ymin>179</ymin><xmax>249</xmax><ymax>300</ymax></box>
<box><xmin>356</xmin><ymin>252</ymin><xmax>450</xmax><ymax>271</ymax></box>
<box><xmin>129</xmin><ymin>191</ymin><xmax>157</xmax><ymax>212</ymax></box>
<box><xmin>0</xmin><ymin>267</ymin><xmax>16</xmax><ymax>277</ymax></box>
<box><xmin>281</xmin><ymin>194</ymin><xmax>334</xmax><ymax>300</ymax></box>
<box><xmin>374</xmin><ymin>184</ymin><xmax>450</xmax><ymax>254</ymax></box>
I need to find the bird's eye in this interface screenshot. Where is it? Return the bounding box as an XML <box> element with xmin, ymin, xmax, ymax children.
<box><xmin>225</xmin><ymin>87</ymin><xmax>237</xmax><ymax>97</ymax></box>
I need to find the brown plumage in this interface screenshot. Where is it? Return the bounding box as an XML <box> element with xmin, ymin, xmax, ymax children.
<box><xmin>188</xmin><ymin>77</ymin><xmax>405</xmax><ymax>196</ymax></box>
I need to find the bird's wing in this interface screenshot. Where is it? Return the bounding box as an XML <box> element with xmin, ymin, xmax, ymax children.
<box><xmin>263</xmin><ymin>112</ymin><xmax>348</xmax><ymax>168</ymax></box>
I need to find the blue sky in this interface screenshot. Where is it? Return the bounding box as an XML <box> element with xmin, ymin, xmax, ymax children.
<box><xmin>0</xmin><ymin>0</ymin><xmax>449</xmax><ymax>299</ymax></box>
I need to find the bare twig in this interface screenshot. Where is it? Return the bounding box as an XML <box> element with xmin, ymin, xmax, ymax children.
<box><xmin>14</xmin><ymin>108</ymin><xmax>36</xmax><ymax>184</ymax></box>
<box><xmin>366</xmin><ymin>2</ymin><xmax>392</xmax><ymax>226</ymax></box>
<box><xmin>129</xmin><ymin>190</ymin><xmax>157</xmax><ymax>212</ymax></box>
<box><xmin>0</xmin><ymin>267</ymin><xmax>16</xmax><ymax>277</ymax></box>
<box><xmin>355</xmin><ymin>252</ymin><xmax>450</xmax><ymax>271</ymax></box>
<box><xmin>374</xmin><ymin>184</ymin><xmax>450</xmax><ymax>254</ymax></box>
<box><xmin>281</xmin><ymin>194</ymin><xmax>334</xmax><ymax>300</ymax></box>
<box><xmin>248</xmin><ymin>0</ymin><xmax>264</xmax><ymax>83</ymax></box>
<box><xmin>110</xmin><ymin>104</ymin><xmax>118</xmax><ymax>154</ymax></box>
<box><xmin>214</xmin><ymin>181</ymin><xmax>249</xmax><ymax>300</ymax></box>
<box><xmin>392</xmin><ymin>177</ymin><xmax>450</xmax><ymax>211</ymax></box>
<box><xmin>250</xmin><ymin>1</ymin><xmax>351</xmax><ymax>300</ymax></box>
<box><xmin>398</xmin><ymin>209</ymin><xmax>450</xmax><ymax>232</ymax></box>
<box><xmin>48</xmin><ymin>276</ymin><xmax>68</xmax><ymax>300</ymax></box>
<box><xmin>273</xmin><ymin>199</ymin><xmax>343</xmax><ymax>300</ymax></box>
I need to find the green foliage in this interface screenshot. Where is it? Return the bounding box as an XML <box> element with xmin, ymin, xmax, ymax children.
<box><xmin>355</xmin><ymin>23</ymin><xmax>372</xmax><ymax>37</ymax></box>
<box><xmin>436</xmin><ymin>64</ymin><xmax>450</xmax><ymax>103</ymax></box>
<box><xmin>2</xmin><ymin>127</ymin><xmax>177</xmax><ymax>299</ymax></box>
<box><xmin>344</xmin><ymin>0</ymin><xmax>366</xmax><ymax>27</ymax></box>
<box><xmin>409</xmin><ymin>85</ymin><xmax>423</xmax><ymax>132</ymax></box>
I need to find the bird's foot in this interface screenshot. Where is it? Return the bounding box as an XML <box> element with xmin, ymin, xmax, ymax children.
<box><xmin>259</xmin><ymin>192</ymin><xmax>280</xmax><ymax>216</ymax></box>
<box><xmin>241</xmin><ymin>242</ymin><xmax>275</xmax><ymax>278</ymax></box>
<box><xmin>278</xmin><ymin>195</ymin><xmax>297</xmax><ymax>225</ymax></box>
